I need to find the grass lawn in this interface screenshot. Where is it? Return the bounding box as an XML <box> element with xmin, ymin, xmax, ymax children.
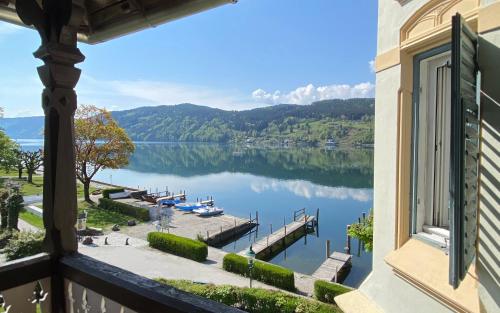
<box><xmin>0</xmin><ymin>173</ymin><xmax>96</xmax><ymax>198</ymax></box>
<box><xmin>78</xmin><ymin>201</ymin><xmax>133</xmax><ymax>230</ymax></box>
<box><xmin>18</xmin><ymin>201</ymin><xmax>136</xmax><ymax>231</ymax></box>
<box><xmin>19</xmin><ymin>210</ymin><xmax>44</xmax><ymax>229</ymax></box>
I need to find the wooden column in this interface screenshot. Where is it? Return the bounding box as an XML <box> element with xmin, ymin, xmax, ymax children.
<box><xmin>16</xmin><ymin>1</ymin><xmax>85</xmax><ymax>312</ymax></box>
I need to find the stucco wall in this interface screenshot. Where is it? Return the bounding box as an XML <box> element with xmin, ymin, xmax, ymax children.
<box><xmin>377</xmin><ymin>0</ymin><xmax>428</xmax><ymax>54</ymax></box>
<box><xmin>477</xmin><ymin>28</ymin><xmax>500</xmax><ymax>313</ymax></box>
<box><xmin>363</xmin><ymin>1</ymin><xmax>499</xmax><ymax>313</ymax></box>
<box><xmin>360</xmin><ymin>61</ymin><xmax>454</xmax><ymax>313</ymax></box>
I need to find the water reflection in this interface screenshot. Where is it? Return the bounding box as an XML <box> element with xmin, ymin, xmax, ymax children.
<box><xmin>250</xmin><ymin>179</ymin><xmax>372</xmax><ymax>202</ymax></box>
<box><xmin>127</xmin><ymin>143</ymin><xmax>373</xmax><ymax>188</ymax></box>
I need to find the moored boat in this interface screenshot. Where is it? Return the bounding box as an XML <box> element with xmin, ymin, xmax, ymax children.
<box><xmin>176</xmin><ymin>202</ymin><xmax>206</xmax><ymax>212</ymax></box>
<box><xmin>157</xmin><ymin>198</ymin><xmax>182</xmax><ymax>206</ymax></box>
<box><xmin>193</xmin><ymin>207</ymin><xmax>224</xmax><ymax>216</ymax></box>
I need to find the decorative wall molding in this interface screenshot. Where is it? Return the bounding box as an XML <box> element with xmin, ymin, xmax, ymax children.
<box><xmin>400</xmin><ymin>0</ymin><xmax>479</xmax><ymax>44</ymax></box>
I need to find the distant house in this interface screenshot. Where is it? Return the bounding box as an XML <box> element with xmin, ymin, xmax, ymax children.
<box><xmin>336</xmin><ymin>1</ymin><xmax>499</xmax><ymax>313</ymax></box>
<box><xmin>325</xmin><ymin>138</ymin><xmax>336</xmax><ymax>146</ymax></box>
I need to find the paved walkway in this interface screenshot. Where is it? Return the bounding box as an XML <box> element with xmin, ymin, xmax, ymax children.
<box><xmin>18</xmin><ymin>219</ymin><xmax>40</xmax><ymax>232</ymax></box>
<box><xmin>79</xmin><ymin>232</ymin><xmax>276</xmax><ymax>289</ymax></box>
<box><xmin>79</xmin><ymin>232</ymin><xmax>317</xmax><ymax>296</ymax></box>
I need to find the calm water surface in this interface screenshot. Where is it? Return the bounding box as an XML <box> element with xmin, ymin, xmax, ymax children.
<box><xmin>20</xmin><ymin>140</ymin><xmax>373</xmax><ymax>287</ymax></box>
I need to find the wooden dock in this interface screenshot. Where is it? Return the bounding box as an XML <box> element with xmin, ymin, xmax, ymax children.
<box><xmin>200</xmin><ymin>198</ymin><xmax>214</xmax><ymax>206</ymax></box>
<box><xmin>155</xmin><ymin>193</ymin><xmax>186</xmax><ymax>201</ymax></box>
<box><xmin>245</xmin><ymin>212</ymin><xmax>316</xmax><ymax>260</ymax></box>
<box><xmin>205</xmin><ymin>214</ymin><xmax>258</xmax><ymax>247</ymax></box>
<box><xmin>312</xmin><ymin>251</ymin><xmax>352</xmax><ymax>283</ymax></box>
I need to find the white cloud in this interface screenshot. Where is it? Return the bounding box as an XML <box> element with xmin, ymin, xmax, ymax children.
<box><xmin>252</xmin><ymin>82</ymin><xmax>375</xmax><ymax>105</ymax></box>
<box><xmin>369</xmin><ymin>59</ymin><xmax>376</xmax><ymax>73</ymax></box>
<box><xmin>76</xmin><ymin>75</ymin><xmax>257</xmax><ymax>111</ymax></box>
<box><xmin>250</xmin><ymin>179</ymin><xmax>372</xmax><ymax>202</ymax></box>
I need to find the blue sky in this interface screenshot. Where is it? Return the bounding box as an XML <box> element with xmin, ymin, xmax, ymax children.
<box><xmin>0</xmin><ymin>0</ymin><xmax>377</xmax><ymax>117</ymax></box>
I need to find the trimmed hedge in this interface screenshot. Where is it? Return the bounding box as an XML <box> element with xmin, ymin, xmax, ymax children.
<box><xmin>98</xmin><ymin>198</ymin><xmax>150</xmax><ymax>221</ymax></box>
<box><xmin>147</xmin><ymin>232</ymin><xmax>208</xmax><ymax>262</ymax></box>
<box><xmin>314</xmin><ymin>280</ymin><xmax>352</xmax><ymax>304</ymax></box>
<box><xmin>223</xmin><ymin>253</ymin><xmax>295</xmax><ymax>291</ymax></box>
<box><xmin>157</xmin><ymin>279</ymin><xmax>341</xmax><ymax>313</ymax></box>
<box><xmin>102</xmin><ymin>188</ymin><xmax>125</xmax><ymax>199</ymax></box>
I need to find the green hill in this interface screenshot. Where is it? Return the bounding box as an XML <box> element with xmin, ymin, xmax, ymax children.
<box><xmin>0</xmin><ymin>98</ymin><xmax>374</xmax><ymax>146</ymax></box>
<box><xmin>112</xmin><ymin>99</ymin><xmax>374</xmax><ymax>146</ymax></box>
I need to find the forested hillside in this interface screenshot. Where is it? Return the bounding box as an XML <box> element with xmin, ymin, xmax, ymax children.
<box><xmin>0</xmin><ymin>98</ymin><xmax>374</xmax><ymax>146</ymax></box>
<box><xmin>112</xmin><ymin>98</ymin><xmax>374</xmax><ymax>146</ymax></box>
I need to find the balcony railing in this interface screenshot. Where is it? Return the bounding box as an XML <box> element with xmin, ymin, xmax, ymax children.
<box><xmin>0</xmin><ymin>253</ymin><xmax>243</xmax><ymax>313</ymax></box>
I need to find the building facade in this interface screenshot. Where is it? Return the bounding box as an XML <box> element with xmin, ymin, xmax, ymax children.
<box><xmin>336</xmin><ymin>1</ymin><xmax>499</xmax><ymax>313</ymax></box>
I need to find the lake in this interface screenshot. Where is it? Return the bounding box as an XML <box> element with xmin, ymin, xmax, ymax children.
<box><xmin>19</xmin><ymin>140</ymin><xmax>373</xmax><ymax>287</ymax></box>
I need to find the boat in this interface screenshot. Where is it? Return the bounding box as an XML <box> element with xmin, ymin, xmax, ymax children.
<box><xmin>175</xmin><ymin>203</ymin><xmax>206</xmax><ymax>212</ymax></box>
<box><xmin>157</xmin><ymin>198</ymin><xmax>182</xmax><ymax>207</ymax></box>
<box><xmin>193</xmin><ymin>207</ymin><xmax>224</xmax><ymax>217</ymax></box>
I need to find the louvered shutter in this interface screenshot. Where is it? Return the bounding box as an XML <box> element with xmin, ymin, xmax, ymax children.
<box><xmin>449</xmin><ymin>13</ymin><xmax>480</xmax><ymax>289</ymax></box>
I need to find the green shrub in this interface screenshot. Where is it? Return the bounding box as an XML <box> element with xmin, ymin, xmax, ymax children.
<box><xmin>147</xmin><ymin>232</ymin><xmax>208</xmax><ymax>262</ymax></box>
<box><xmin>98</xmin><ymin>198</ymin><xmax>150</xmax><ymax>221</ymax></box>
<box><xmin>7</xmin><ymin>193</ymin><xmax>23</xmax><ymax>230</ymax></box>
<box><xmin>102</xmin><ymin>188</ymin><xmax>125</xmax><ymax>199</ymax></box>
<box><xmin>314</xmin><ymin>280</ymin><xmax>352</xmax><ymax>304</ymax></box>
<box><xmin>222</xmin><ymin>253</ymin><xmax>295</xmax><ymax>291</ymax></box>
<box><xmin>0</xmin><ymin>229</ymin><xmax>17</xmax><ymax>249</ymax></box>
<box><xmin>348</xmin><ymin>210</ymin><xmax>373</xmax><ymax>251</ymax></box>
<box><xmin>156</xmin><ymin>279</ymin><xmax>340</xmax><ymax>313</ymax></box>
<box><xmin>4</xmin><ymin>231</ymin><xmax>44</xmax><ymax>261</ymax></box>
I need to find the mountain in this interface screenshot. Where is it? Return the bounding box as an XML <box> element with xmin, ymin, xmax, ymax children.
<box><xmin>0</xmin><ymin>116</ymin><xmax>44</xmax><ymax>139</ymax></box>
<box><xmin>0</xmin><ymin>98</ymin><xmax>374</xmax><ymax>145</ymax></box>
<box><xmin>112</xmin><ymin>98</ymin><xmax>374</xmax><ymax>145</ymax></box>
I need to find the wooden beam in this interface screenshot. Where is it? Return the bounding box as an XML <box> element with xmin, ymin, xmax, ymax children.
<box><xmin>0</xmin><ymin>253</ymin><xmax>52</xmax><ymax>291</ymax></box>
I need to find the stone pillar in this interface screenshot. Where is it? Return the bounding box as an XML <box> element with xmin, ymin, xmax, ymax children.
<box><xmin>16</xmin><ymin>1</ymin><xmax>85</xmax><ymax>311</ymax></box>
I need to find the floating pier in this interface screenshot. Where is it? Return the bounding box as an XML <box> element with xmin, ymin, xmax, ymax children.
<box><xmin>244</xmin><ymin>209</ymin><xmax>317</xmax><ymax>261</ymax></box>
<box><xmin>204</xmin><ymin>213</ymin><xmax>259</xmax><ymax>247</ymax></box>
<box><xmin>142</xmin><ymin>190</ymin><xmax>187</xmax><ymax>203</ymax></box>
<box><xmin>199</xmin><ymin>197</ymin><xmax>215</xmax><ymax>206</ymax></box>
<box><xmin>312</xmin><ymin>241</ymin><xmax>352</xmax><ymax>283</ymax></box>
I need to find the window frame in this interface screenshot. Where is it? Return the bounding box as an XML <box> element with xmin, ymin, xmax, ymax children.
<box><xmin>410</xmin><ymin>43</ymin><xmax>452</xmax><ymax>236</ymax></box>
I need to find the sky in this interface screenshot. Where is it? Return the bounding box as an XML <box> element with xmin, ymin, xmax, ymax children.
<box><xmin>0</xmin><ymin>0</ymin><xmax>378</xmax><ymax>117</ymax></box>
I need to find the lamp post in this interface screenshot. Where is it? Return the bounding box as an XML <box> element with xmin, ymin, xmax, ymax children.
<box><xmin>245</xmin><ymin>244</ymin><xmax>256</xmax><ymax>288</ymax></box>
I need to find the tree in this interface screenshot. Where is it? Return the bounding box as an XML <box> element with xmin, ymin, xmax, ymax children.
<box><xmin>75</xmin><ymin>105</ymin><xmax>135</xmax><ymax>202</ymax></box>
<box><xmin>7</xmin><ymin>188</ymin><xmax>23</xmax><ymax>231</ymax></box>
<box><xmin>21</xmin><ymin>149</ymin><xmax>43</xmax><ymax>183</ymax></box>
<box><xmin>0</xmin><ymin>188</ymin><xmax>9</xmax><ymax>229</ymax></box>
<box><xmin>14</xmin><ymin>149</ymin><xmax>24</xmax><ymax>179</ymax></box>
<box><xmin>0</xmin><ymin>130</ymin><xmax>17</xmax><ymax>172</ymax></box>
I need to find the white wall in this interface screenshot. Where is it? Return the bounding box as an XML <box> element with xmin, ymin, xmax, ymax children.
<box><xmin>377</xmin><ymin>0</ymin><xmax>428</xmax><ymax>54</ymax></box>
<box><xmin>477</xmin><ymin>27</ymin><xmax>500</xmax><ymax>313</ymax></box>
<box><xmin>360</xmin><ymin>1</ymin><xmax>499</xmax><ymax>312</ymax></box>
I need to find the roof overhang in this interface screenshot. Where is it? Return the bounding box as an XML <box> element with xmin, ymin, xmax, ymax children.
<box><xmin>0</xmin><ymin>0</ymin><xmax>236</xmax><ymax>44</ymax></box>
